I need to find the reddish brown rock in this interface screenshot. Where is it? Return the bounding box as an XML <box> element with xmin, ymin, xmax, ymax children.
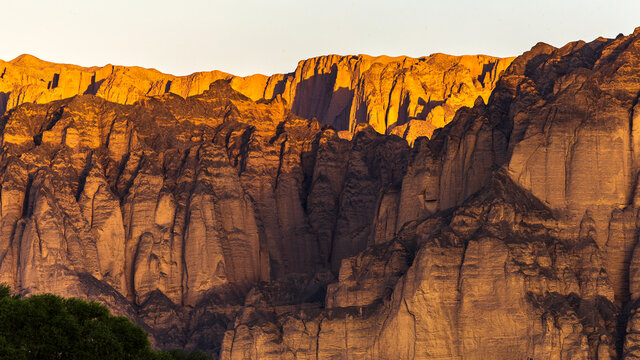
<box><xmin>221</xmin><ymin>174</ymin><xmax>617</xmax><ymax>359</ymax></box>
<box><xmin>1</xmin><ymin>53</ymin><xmax>513</xmax><ymax>145</ymax></box>
<box><xmin>0</xmin><ymin>79</ymin><xmax>413</xmax><ymax>353</ymax></box>
<box><xmin>220</xmin><ymin>28</ymin><xmax>640</xmax><ymax>360</ymax></box>
<box><xmin>8</xmin><ymin>28</ymin><xmax>640</xmax><ymax>360</ymax></box>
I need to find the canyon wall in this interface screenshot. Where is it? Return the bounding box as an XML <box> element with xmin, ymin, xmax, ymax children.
<box><xmin>220</xmin><ymin>28</ymin><xmax>640</xmax><ymax>359</ymax></box>
<box><xmin>0</xmin><ymin>53</ymin><xmax>513</xmax><ymax>144</ymax></box>
<box><xmin>4</xmin><ymin>28</ymin><xmax>640</xmax><ymax>360</ymax></box>
<box><xmin>0</xmin><ymin>79</ymin><xmax>412</xmax><ymax>353</ymax></box>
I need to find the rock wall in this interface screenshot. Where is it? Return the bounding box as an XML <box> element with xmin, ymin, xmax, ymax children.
<box><xmin>278</xmin><ymin>53</ymin><xmax>513</xmax><ymax>143</ymax></box>
<box><xmin>0</xmin><ymin>54</ymin><xmax>232</xmax><ymax>113</ymax></box>
<box><xmin>0</xmin><ymin>80</ymin><xmax>410</xmax><ymax>353</ymax></box>
<box><xmin>221</xmin><ymin>174</ymin><xmax>618</xmax><ymax>359</ymax></box>
<box><xmin>220</xmin><ymin>28</ymin><xmax>640</xmax><ymax>359</ymax></box>
<box><xmin>0</xmin><ymin>53</ymin><xmax>513</xmax><ymax>144</ymax></box>
<box><xmin>8</xmin><ymin>28</ymin><xmax>640</xmax><ymax>359</ymax></box>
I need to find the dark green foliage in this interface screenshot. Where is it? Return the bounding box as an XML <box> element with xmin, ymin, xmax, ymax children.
<box><xmin>0</xmin><ymin>284</ymin><xmax>158</xmax><ymax>360</ymax></box>
<box><xmin>0</xmin><ymin>284</ymin><xmax>213</xmax><ymax>360</ymax></box>
<box><xmin>0</xmin><ymin>285</ymin><xmax>12</xmax><ymax>300</ymax></box>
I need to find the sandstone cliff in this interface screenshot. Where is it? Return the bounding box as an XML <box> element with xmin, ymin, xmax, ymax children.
<box><xmin>0</xmin><ymin>79</ymin><xmax>412</xmax><ymax>353</ymax></box>
<box><xmin>1</xmin><ymin>53</ymin><xmax>513</xmax><ymax>144</ymax></box>
<box><xmin>0</xmin><ymin>54</ymin><xmax>232</xmax><ymax>114</ymax></box>
<box><xmin>5</xmin><ymin>28</ymin><xmax>640</xmax><ymax>360</ymax></box>
<box><xmin>279</xmin><ymin>53</ymin><xmax>513</xmax><ymax>144</ymax></box>
<box><xmin>219</xmin><ymin>28</ymin><xmax>640</xmax><ymax>359</ymax></box>
<box><xmin>222</xmin><ymin>172</ymin><xmax>617</xmax><ymax>359</ymax></box>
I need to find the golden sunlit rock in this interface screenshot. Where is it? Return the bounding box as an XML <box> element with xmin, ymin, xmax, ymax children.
<box><xmin>1</xmin><ymin>53</ymin><xmax>512</xmax><ymax>144</ymax></box>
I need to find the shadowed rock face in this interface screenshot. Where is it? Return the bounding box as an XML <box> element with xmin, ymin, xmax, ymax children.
<box><xmin>6</xmin><ymin>28</ymin><xmax>640</xmax><ymax>360</ymax></box>
<box><xmin>219</xmin><ymin>28</ymin><xmax>640</xmax><ymax>360</ymax></box>
<box><xmin>0</xmin><ymin>80</ymin><xmax>411</xmax><ymax>353</ymax></box>
<box><xmin>223</xmin><ymin>173</ymin><xmax>618</xmax><ymax>359</ymax></box>
<box><xmin>0</xmin><ymin>53</ymin><xmax>513</xmax><ymax>144</ymax></box>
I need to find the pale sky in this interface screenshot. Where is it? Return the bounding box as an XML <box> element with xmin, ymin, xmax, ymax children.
<box><xmin>2</xmin><ymin>0</ymin><xmax>639</xmax><ymax>76</ymax></box>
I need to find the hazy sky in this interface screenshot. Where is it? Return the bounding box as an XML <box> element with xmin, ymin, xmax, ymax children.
<box><xmin>2</xmin><ymin>0</ymin><xmax>639</xmax><ymax>76</ymax></box>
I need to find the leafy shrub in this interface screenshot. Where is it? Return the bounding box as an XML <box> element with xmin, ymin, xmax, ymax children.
<box><xmin>0</xmin><ymin>285</ymin><xmax>210</xmax><ymax>360</ymax></box>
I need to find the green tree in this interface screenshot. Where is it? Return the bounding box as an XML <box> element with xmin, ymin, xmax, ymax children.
<box><xmin>0</xmin><ymin>285</ymin><xmax>211</xmax><ymax>360</ymax></box>
<box><xmin>0</xmin><ymin>284</ymin><xmax>157</xmax><ymax>360</ymax></box>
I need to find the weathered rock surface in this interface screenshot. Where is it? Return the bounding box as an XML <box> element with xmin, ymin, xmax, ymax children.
<box><xmin>221</xmin><ymin>173</ymin><xmax>618</xmax><ymax>359</ymax></box>
<box><xmin>278</xmin><ymin>54</ymin><xmax>513</xmax><ymax>143</ymax></box>
<box><xmin>1</xmin><ymin>53</ymin><xmax>513</xmax><ymax>144</ymax></box>
<box><xmin>219</xmin><ymin>28</ymin><xmax>640</xmax><ymax>359</ymax></box>
<box><xmin>0</xmin><ymin>54</ymin><xmax>232</xmax><ymax>114</ymax></box>
<box><xmin>0</xmin><ymin>79</ymin><xmax>412</xmax><ymax>354</ymax></box>
<box><xmin>8</xmin><ymin>28</ymin><xmax>640</xmax><ymax>360</ymax></box>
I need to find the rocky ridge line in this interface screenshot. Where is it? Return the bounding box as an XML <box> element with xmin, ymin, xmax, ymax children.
<box><xmin>0</xmin><ymin>53</ymin><xmax>513</xmax><ymax>144</ymax></box>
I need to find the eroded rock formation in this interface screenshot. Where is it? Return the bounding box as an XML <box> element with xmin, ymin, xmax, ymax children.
<box><xmin>5</xmin><ymin>28</ymin><xmax>640</xmax><ymax>360</ymax></box>
<box><xmin>222</xmin><ymin>173</ymin><xmax>617</xmax><ymax>359</ymax></box>
<box><xmin>0</xmin><ymin>79</ymin><xmax>411</xmax><ymax>353</ymax></box>
<box><xmin>279</xmin><ymin>54</ymin><xmax>513</xmax><ymax>143</ymax></box>
<box><xmin>1</xmin><ymin>53</ymin><xmax>513</xmax><ymax>144</ymax></box>
<box><xmin>219</xmin><ymin>28</ymin><xmax>640</xmax><ymax>359</ymax></box>
<box><xmin>0</xmin><ymin>54</ymin><xmax>232</xmax><ymax>114</ymax></box>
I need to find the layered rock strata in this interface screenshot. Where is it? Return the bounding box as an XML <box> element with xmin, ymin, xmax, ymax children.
<box><xmin>1</xmin><ymin>53</ymin><xmax>513</xmax><ymax>143</ymax></box>
<box><xmin>0</xmin><ymin>80</ymin><xmax>410</xmax><ymax>353</ymax></box>
<box><xmin>6</xmin><ymin>28</ymin><xmax>640</xmax><ymax>360</ymax></box>
<box><xmin>220</xmin><ymin>28</ymin><xmax>640</xmax><ymax>359</ymax></box>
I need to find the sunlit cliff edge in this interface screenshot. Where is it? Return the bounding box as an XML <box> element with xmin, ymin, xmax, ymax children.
<box><xmin>0</xmin><ymin>53</ymin><xmax>513</xmax><ymax>144</ymax></box>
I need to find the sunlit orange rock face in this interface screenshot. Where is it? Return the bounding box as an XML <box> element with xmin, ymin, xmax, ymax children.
<box><xmin>6</xmin><ymin>28</ymin><xmax>640</xmax><ymax>360</ymax></box>
<box><xmin>278</xmin><ymin>54</ymin><xmax>513</xmax><ymax>144</ymax></box>
<box><xmin>0</xmin><ymin>54</ymin><xmax>232</xmax><ymax>113</ymax></box>
<box><xmin>0</xmin><ymin>53</ymin><xmax>512</xmax><ymax>144</ymax></box>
